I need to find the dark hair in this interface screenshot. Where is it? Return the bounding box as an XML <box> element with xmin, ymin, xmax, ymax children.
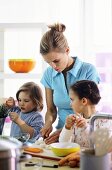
<box><xmin>70</xmin><ymin>80</ymin><xmax>101</xmax><ymax>104</ymax></box>
<box><xmin>40</xmin><ymin>23</ymin><xmax>68</xmax><ymax>55</ymax></box>
<box><xmin>16</xmin><ymin>82</ymin><xmax>43</xmax><ymax>111</ymax></box>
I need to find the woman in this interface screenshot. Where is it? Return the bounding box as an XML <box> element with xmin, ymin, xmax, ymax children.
<box><xmin>40</xmin><ymin>23</ymin><xmax>100</xmax><ymax>144</ymax></box>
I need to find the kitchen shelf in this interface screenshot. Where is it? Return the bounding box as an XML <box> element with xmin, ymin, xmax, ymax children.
<box><xmin>0</xmin><ymin>22</ymin><xmax>47</xmax><ymax>97</ymax></box>
<box><xmin>0</xmin><ymin>73</ymin><xmax>42</xmax><ymax>79</ymax></box>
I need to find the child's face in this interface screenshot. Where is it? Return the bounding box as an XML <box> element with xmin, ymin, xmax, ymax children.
<box><xmin>69</xmin><ymin>89</ymin><xmax>83</xmax><ymax>114</ymax></box>
<box><xmin>18</xmin><ymin>91</ymin><xmax>36</xmax><ymax>113</ymax></box>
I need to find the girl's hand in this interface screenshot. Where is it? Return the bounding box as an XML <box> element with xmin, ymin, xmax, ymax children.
<box><xmin>65</xmin><ymin>114</ymin><xmax>76</xmax><ymax>130</ymax></box>
<box><xmin>5</xmin><ymin>97</ymin><xmax>15</xmax><ymax>108</ymax></box>
<box><xmin>76</xmin><ymin>117</ymin><xmax>87</xmax><ymax>128</ymax></box>
<box><xmin>9</xmin><ymin>112</ymin><xmax>19</xmax><ymax>123</ymax></box>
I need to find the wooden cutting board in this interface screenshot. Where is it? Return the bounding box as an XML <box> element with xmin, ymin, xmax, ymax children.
<box><xmin>23</xmin><ymin>149</ymin><xmax>61</xmax><ymax>161</ymax></box>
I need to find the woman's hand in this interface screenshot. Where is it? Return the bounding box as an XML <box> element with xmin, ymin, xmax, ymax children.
<box><xmin>40</xmin><ymin>124</ymin><xmax>53</xmax><ymax>139</ymax></box>
<box><xmin>58</xmin><ymin>151</ymin><xmax>80</xmax><ymax>167</ymax></box>
<box><xmin>44</xmin><ymin>129</ymin><xmax>62</xmax><ymax>144</ymax></box>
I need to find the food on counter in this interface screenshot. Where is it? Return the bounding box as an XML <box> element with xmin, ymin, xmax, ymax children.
<box><xmin>35</xmin><ymin>138</ymin><xmax>51</xmax><ymax>150</ymax></box>
<box><xmin>24</xmin><ymin>147</ymin><xmax>43</xmax><ymax>153</ymax></box>
<box><xmin>58</xmin><ymin>151</ymin><xmax>80</xmax><ymax>168</ymax></box>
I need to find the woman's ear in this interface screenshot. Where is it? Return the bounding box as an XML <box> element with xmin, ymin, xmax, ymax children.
<box><xmin>65</xmin><ymin>47</ymin><xmax>70</xmax><ymax>54</ymax></box>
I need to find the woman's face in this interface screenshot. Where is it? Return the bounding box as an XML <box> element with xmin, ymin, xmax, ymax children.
<box><xmin>43</xmin><ymin>48</ymin><xmax>69</xmax><ymax>72</ymax></box>
<box><xmin>69</xmin><ymin>89</ymin><xmax>84</xmax><ymax>114</ymax></box>
<box><xmin>18</xmin><ymin>91</ymin><xmax>36</xmax><ymax>113</ymax></box>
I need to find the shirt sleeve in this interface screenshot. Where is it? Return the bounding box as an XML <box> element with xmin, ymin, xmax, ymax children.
<box><xmin>59</xmin><ymin>126</ymin><xmax>74</xmax><ymax>142</ymax></box>
<box><xmin>85</xmin><ymin>63</ymin><xmax>100</xmax><ymax>84</ymax></box>
<box><xmin>40</xmin><ymin>67</ymin><xmax>53</xmax><ymax>89</ymax></box>
<box><xmin>28</xmin><ymin>113</ymin><xmax>44</xmax><ymax>141</ymax></box>
<box><xmin>74</xmin><ymin>124</ymin><xmax>90</xmax><ymax>147</ymax></box>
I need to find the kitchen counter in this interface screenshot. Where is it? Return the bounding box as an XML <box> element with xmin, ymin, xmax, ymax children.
<box><xmin>20</xmin><ymin>142</ymin><xmax>80</xmax><ymax>170</ymax></box>
<box><xmin>20</xmin><ymin>157</ymin><xmax>80</xmax><ymax>170</ymax></box>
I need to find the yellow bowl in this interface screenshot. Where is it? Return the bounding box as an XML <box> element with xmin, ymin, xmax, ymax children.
<box><xmin>8</xmin><ymin>59</ymin><xmax>36</xmax><ymax>73</ymax></box>
<box><xmin>50</xmin><ymin>142</ymin><xmax>80</xmax><ymax>157</ymax></box>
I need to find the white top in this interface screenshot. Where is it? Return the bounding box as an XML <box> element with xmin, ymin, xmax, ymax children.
<box><xmin>59</xmin><ymin>113</ymin><xmax>112</xmax><ymax>148</ymax></box>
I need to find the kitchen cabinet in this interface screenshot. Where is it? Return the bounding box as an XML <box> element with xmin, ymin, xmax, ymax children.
<box><xmin>0</xmin><ymin>23</ymin><xmax>47</xmax><ymax>97</ymax></box>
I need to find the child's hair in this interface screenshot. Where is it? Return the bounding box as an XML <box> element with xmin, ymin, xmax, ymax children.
<box><xmin>70</xmin><ymin>80</ymin><xmax>101</xmax><ymax>104</ymax></box>
<box><xmin>40</xmin><ymin>23</ymin><xmax>68</xmax><ymax>55</ymax></box>
<box><xmin>16</xmin><ymin>82</ymin><xmax>43</xmax><ymax>111</ymax></box>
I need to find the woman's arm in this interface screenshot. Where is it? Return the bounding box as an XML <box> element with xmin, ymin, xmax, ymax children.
<box><xmin>40</xmin><ymin>88</ymin><xmax>57</xmax><ymax>138</ymax></box>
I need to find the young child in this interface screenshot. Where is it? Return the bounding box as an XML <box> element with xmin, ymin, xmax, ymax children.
<box><xmin>59</xmin><ymin>80</ymin><xmax>112</xmax><ymax>147</ymax></box>
<box><xmin>7</xmin><ymin>82</ymin><xmax>44</xmax><ymax>142</ymax></box>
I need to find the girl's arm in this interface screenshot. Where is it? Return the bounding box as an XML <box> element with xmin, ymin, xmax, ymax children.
<box><xmin>9</xmin><ymin>112</ymin><xmax>34</xmax><ymax>138</ymax></box>
<box><xmin>75</xmin><ymin>119</ymin><xmax>90</xmax><ymax>147</ymax></box>
<box><xmin>59</xmin><ymin>125</ymin><xmax>74</xmax><ymax>142</ymax></box>
<box><xmin>59</xmin><ymin>114</ymin><xmax>76</xmax><ymax>142</ymax></box>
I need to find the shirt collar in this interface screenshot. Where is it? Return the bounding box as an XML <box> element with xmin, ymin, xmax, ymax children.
<box><xmin>52</xmin><ymin>57</ymin><xmax>83</xmax><ymax>78</ymax></box>
<box><xmin>69</xmin><ymin>57</ymin><xmax>83</xmax><ymax>77</ymax></box>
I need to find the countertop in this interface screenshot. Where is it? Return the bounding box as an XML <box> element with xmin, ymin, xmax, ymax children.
<box><xmin>20</xmin><ymin>157</ymin><xmax>80</xmax><ymax>170</ymax></box>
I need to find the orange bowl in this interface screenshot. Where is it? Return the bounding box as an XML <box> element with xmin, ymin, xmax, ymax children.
<box><xmin>8</xmin><ymin>59</ymin><xmax>36</xmax><ymax>73</ymax></box>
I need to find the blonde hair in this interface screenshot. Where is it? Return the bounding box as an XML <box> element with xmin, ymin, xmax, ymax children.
<box><xmin>40</xmin><ymin>23</ymin><xmax>68</xmax><ymax>55</ymax></box>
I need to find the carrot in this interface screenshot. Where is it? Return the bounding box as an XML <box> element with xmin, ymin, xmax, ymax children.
<box><xmin>24</xmin><ymin>147</ymin><xmax>43</xmax><ymax>153</ymax></box>
<box><xmin>58</xmin><ymin>151</ymin><xmax>80</xmax><ymax>166</ymax></box>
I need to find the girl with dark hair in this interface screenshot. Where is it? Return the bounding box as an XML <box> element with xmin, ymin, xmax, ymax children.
<box><xmin>59</xmin><ymin>80</ymin><xmax>101</xmax><ymax>147</ymax></box>
<box><xmin>59</xmin><ymin>80</ymin><xmax>112</xmax><ymax>167</ymax></box>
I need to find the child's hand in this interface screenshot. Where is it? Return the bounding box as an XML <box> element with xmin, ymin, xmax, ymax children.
<box><xmin>5</xmin><ymin>97</ymin><xmax>15</xmax><ymax>108</ymax></box>
<box><xmin>65</xmin><ymin>114</ymin><xmax>76</xmax><ymax>129</ymax></box>
<box><xmin>9</xmin><ymin>112</ymin><xmax>19</xmax><ymax>123</ymax></box>
<box><xmin>75</xmin><ymin>116</ymin><xmax>87</xmax><ymax>128</ymax></box>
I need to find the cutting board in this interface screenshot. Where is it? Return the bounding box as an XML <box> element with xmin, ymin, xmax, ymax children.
<box><xmin>23</xmin><ymin>147</ymin><xmax>61</xmax><ymax>161</ymax></box>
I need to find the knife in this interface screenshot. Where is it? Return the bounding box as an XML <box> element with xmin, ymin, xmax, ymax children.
<box><xmin>25</xmin><ymin>163</ymin><xmax>58</xmax><ymax>168</ymax></box>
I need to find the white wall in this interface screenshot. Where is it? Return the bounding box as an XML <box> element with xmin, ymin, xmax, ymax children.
<box><xmin>0</xmin><ymin>0</ymin><xmax>83</xmax><ymax>57</ymax></box>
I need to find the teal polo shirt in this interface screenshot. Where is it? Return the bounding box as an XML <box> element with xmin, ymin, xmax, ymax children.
<box><xmin>41</xmin><ymin>57</ymin><xmax>100</xmax><ymax>129</ymax></box>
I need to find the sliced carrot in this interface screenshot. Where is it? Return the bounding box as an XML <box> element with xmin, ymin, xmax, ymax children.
<box><xmin>24</xmin><ymin>147</ymin><xmax>43</xmax><ymax>153</ymax></box>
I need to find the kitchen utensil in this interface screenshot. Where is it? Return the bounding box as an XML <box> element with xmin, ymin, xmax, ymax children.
<box><xmin>80</xmin><ymin>149</ymin><xmax>110</xmax><ymax>170</ymax></box>
<box><xmin>50</xmin><ymin>142</ymin><xmax>80</xmax><ymax>157</ymax></box>
<box><xmin>15</xmin><ymin>132</ymin><xmax>30</xmax><ymax>144</ymax></box>
<box><xmin>90</xmin><ymin>113</ymin><xmax>112</xmax><ymax>151</ymax></box>
<box><xmin>91</xmin><ymin>128</ymin><xmax>110</xmax><ymax>156</ymax></box>
<box><xmin>23</xmin><ymin>149</ymin><xmax>61</xmax><ymax>161</ymax></box>
<box><xmin>0</xmin><ymin>138</ymin><xmax>31</xmax><ymax>170</ymax></box>
<box><xmin>25</xmin><ymin>162</ymin><xmax>58</xmax><ymax>168</ymax></box>
<box><xmin>80</xmin><ymin>113</ymin><xmax>112</xmax><ymax>170</ymax></box>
